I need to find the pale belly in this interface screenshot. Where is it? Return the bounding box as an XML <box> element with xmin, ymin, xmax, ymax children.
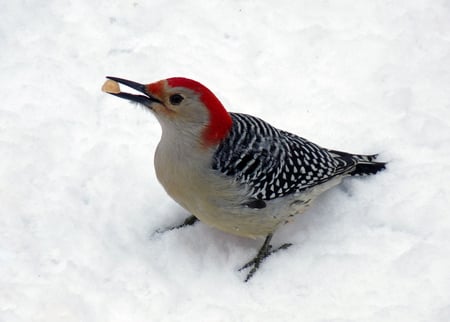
<box><xmin>154</xmin><ymin>144</ymin><xmax>343</xmax><ymax>238</ymax></box>
<box><xmin>158</xmin><ymin>174</ymin><xmax>342</xmax><ymax>239</ymax></box>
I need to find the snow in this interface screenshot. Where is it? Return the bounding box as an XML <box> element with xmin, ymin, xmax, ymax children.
<box><xmin>1</xmin><ymin>0</ymin><xmax>450</xmax><ymax>321</ymax></box>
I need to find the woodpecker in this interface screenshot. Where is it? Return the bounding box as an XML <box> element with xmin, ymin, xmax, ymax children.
<box><xmin>102</xmin><ymin>76</ymin><xmax>386</xmax><ymax>281</ymax></box>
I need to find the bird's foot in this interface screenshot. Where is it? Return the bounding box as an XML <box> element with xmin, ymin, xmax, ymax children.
<box><xmin>154</xmin><ymin>215</ymin><xmax>199</xmax><ymax>235</ymax></box>
<box><xmin>239</xmin><ymin>233</ymin><xmax>292</xmax><ymax>282</ymax></box>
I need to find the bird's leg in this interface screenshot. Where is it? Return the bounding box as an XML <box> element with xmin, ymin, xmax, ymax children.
<box><xmin>154</xmin><ymin>215</ymin><xmax>199</xmax><ymax>234</ymax></box>
<box><xmin>239</xmin><ymin>233</ymin><xmax>292</xmax><ymax>282</ymax></box>
<box><xmin>175</xmin><ymin>215</ymin><xmax>199</xmax><ymax>229</ymax></box>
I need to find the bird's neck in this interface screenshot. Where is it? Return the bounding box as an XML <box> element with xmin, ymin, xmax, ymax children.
<box><xmin>155</xmin><ymin>124</ymin><xmax>216</xmax><ymax>171</ymax></box>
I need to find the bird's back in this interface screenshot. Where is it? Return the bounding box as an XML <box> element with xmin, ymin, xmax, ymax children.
<box><xmin>212</xmin><ymin>113</ymin><xmax>385</xmax><ymax>203</ymax></box>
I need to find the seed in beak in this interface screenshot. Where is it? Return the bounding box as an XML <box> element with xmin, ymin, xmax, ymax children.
<box><xmin>101</xmin><ymin>79</ymin><xmax>121</xmax><ymax>94</ymax></box>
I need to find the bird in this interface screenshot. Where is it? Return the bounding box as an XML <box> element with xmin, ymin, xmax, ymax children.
<box><xmin>102</xmin><ymin>76</ymin><xmax>386</xmax><ymax>281</ymax></box>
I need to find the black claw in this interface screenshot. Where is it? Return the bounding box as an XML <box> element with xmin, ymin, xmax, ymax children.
<box><xmin>239</xmin><ymin>234</ymin><xmax>292</xmax><ymax>282</ymax></box>
<box><xmin>180</xmin><ymin>215</ymin><xmax>199</xmax><ymax>227</ymax></box>
<box><xmin>277</xmin><ymin>243</ymin><xmax>293</xmax><ymax>251</ymax></box>
<box><xmin>153</xmin><ymin>215</ymin><xmax>199</xmax><ymax>235</ymax></box>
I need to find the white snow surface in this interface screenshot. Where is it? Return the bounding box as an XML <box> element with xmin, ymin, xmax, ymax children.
<box><xmin>1</xmin><ymin>1</ymin><xmax>450</xmax><ymax>321</ymax></box>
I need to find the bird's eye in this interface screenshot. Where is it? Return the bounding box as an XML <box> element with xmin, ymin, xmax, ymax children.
<box><xmin>169</xmin><ymin>94</ymin><xmax>184</xmax><ymax>105</ymax></box>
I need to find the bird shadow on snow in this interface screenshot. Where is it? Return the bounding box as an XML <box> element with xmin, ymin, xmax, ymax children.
<box><xmin>144</xmin><ymin>183</ymin><xmax>362</xmax><ymax>283</ymax></box>
<box><xmin>147</xmin><ymin>209</ymin><xmax>280</xmax><ymax>282</ymax></box>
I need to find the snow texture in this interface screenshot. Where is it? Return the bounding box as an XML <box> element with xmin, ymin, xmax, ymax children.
<box><xmin>1</xmin><ymin>1</ymin><xmax>450</xmax><ymax>321</ymax></box>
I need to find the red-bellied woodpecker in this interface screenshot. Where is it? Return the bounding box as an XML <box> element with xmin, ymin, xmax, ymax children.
<box><xmin>103</xmin><ymin>76</ymin><xmax>386</xmax><ymax>281</ymax></box>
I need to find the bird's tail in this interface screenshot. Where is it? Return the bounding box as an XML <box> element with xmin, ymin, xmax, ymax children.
<box><xmin>350</xmin><ymin>158</ymin><xmax>387</xmax><ymax>176</ymax></box>
<box><xmin>328</xmin><ymin>150</ymin><xmax>387</xmax><ymax>176</ymax></box>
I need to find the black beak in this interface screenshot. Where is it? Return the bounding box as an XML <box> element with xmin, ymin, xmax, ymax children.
<box><xmin>105</xmin><ymin>76</ymin><xmax>163</xmax><ymax>107</ymax></box>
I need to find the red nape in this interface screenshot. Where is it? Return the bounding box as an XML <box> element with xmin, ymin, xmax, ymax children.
<box><xmin>167</xmin><ymin>77</ymin><xmax>233</xmax><ymax>147</ymax></box>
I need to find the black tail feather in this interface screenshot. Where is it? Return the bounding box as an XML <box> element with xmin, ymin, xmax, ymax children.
<box><xmin>327</xmin><ymin>149</ymin><xmax>387</xmax><ymax>176</ymax></box>
<box><xmin>349</xmin><ymin>161</ymin><xmax>387</xmax><ymax>176</ymax></box>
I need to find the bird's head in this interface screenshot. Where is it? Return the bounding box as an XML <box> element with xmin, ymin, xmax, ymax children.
<box><xmin>103</xmin><ymin>76</ymin><xmax>233</xmax><ymax>147</ymax></box>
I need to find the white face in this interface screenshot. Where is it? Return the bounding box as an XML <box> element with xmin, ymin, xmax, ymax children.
<box><xmin>147</xmin><ymin>85</ymin><xmax>210</xmax><ymax>128</ymax></box>
<box><xmin>141</xmin><ymin>83</ymin><xmax>214</xmax><ymax>148</ymax></box>
<box><xmin>104</xmin><ymin>77</ymin><xmax>226</xmax><ymax>147</ymax></box>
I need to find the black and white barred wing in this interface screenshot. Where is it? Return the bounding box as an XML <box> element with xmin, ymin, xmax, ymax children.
<box><xmin>212</xmin><ymin>113</ymin><xmax>357</xmax><ymax>201</ymax></box>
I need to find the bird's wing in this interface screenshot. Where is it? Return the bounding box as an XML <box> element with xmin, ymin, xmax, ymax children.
<box><xmin>212</xmin><ymin>113</ymin><xmax>357</xmax><ymax>201</ymax></box>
